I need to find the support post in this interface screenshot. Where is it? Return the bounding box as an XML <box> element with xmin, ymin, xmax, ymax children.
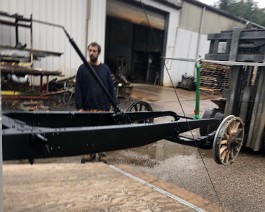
<box><xmin>0</xmin><ymin>67</ymin><xmax>3</xmax><ymax>212</ymax></box>
<box><xmin>224</xmin><ymin>66</ymin><xmax>241</xmax><ymax>117</ymax></box>
<box><xmin>194</xmin><ymin>61</ymin><xmax>201</xmax><ymax>119</ymax></box>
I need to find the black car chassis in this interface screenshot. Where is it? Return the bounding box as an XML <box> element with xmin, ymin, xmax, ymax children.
<box><xmin>1</xmin><ymin>20</ymin><xmax>245</xmax><ymax>165</ymax></box>
<box><xmin>2</xmin><ymin>110</ymin><xmax>219</xmax><ymax>163</ymax></box>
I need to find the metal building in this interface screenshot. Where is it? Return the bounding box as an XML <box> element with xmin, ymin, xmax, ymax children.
<box><xmin>0</xmin><ymin>0</ymin><xmax>260</xmax><ymax>86</ymax></box>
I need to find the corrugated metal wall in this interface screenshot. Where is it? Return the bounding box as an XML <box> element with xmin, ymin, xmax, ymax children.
<box><xmin>0</xmin><ymin>0</ymin><xmax>250</xmax><ymax>88</ymax></box>
<box><xmin>164</xmin><ymin>0</ymin><xmax>246</xmax><ymax>87</ymax></box>
<box><xmin>0</xmin><ymin>0</ymin><xmax>88</xmax><ymax>84</ymax></box>
<box><xmin>203</xmin><ymin>9</ymin><xmax>245</xmax><ymax>34</ymax></box>
<box><xmin>87</xmin><ymin>0</ymin><xmax>107</xmax><ymax>63</ymax></box>
<box><xmin>180</xmin><ymin>1</ymin><xmax>245</xmax><ymax>34</ymax></box>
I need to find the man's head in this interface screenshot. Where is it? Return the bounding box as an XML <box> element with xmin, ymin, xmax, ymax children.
<box><xmin>88</xmin><ymin>42</ymin><xmax>101</xmax><ymax>64</ymax></box>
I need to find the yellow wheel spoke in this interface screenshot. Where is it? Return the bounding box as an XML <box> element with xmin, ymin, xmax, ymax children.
<box><xmin>220</xmin><ymin>149</ymin><xmax>228</xmax><ymax>161</ymax></box>
<box><xmin>220</xmin><ymin>146</ymin><xmax>227</xmax><ymax>154</ymax></box>
<box><xmin>225</xmin><ymin>150</ymin><xmax>230</xmax><ymax>163</ymax></box>
<box><xmin>221</xmin><ymin>139</ymin><xmax>228</xmax><ymax>145</ymax></box>
<box><xmin>224</xmin><ymin>132</ymin><xmax>229</xmax><ymax>139</ymax></box>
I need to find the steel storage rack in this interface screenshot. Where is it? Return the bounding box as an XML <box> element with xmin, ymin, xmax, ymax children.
<box><xmin>0</xmin><ymin>11</ymin><xmax>63</xmax><ymax>98</ymax></box>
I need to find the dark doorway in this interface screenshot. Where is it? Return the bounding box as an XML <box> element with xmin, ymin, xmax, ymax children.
<box><xmin>105</xmin><ymin>16</ymin><xmax>164</xmax><ymax>84</ymax></box>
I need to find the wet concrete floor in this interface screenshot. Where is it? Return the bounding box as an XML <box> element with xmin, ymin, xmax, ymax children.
<box><xmin>4</xmin><ymin>162</ymin><xmax>223</xmax><ymax>211</ymax></box>
<box><xmin>108</xmin><ymin>83</ymin><xmax>265</xmax><ymax>212</ymax></box>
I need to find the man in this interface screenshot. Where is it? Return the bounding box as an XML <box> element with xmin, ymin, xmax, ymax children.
<box><xmin>75</xmin><ymin>42</ymin><xmax>117</xmax><ymax>163</ymax></box>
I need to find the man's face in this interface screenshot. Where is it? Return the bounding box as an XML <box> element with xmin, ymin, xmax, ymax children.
<box><xmin>88</xmin><ymin>45</ymin><xmax>99</xmax><ymax>63</ymax></box>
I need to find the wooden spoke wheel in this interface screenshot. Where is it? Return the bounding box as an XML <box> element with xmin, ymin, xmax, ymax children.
<box><xmin>213</xmin><ymin>115</ymin><xmax>244</xmax><ymax>165</ymax></box>
<box><xmin>127</xmin><ymin>100</ymin><xmax>154</xmax><ymax>123</ymax></box>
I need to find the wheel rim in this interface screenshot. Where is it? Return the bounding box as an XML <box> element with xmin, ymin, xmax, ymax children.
<box><xmin>213</xmin><ymin>115</ymin><xmax>244</xmax><ymax>165</ymax></box>
<box><xmin>127</xmin><ymin>100</ymin><xmax>153</xmax><ymax>123</ymax></box>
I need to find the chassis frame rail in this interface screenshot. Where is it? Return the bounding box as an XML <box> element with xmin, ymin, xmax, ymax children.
<box><xmin>2</xmin><ymin>111</ymin><xmax>219</xmax><ymax>162</ymax></box>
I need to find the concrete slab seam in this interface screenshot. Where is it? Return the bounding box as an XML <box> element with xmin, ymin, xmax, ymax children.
<box><xmin>108</xmin><ymin>164</ymin><xmax>206</xmax><ymax>212</ymax></box>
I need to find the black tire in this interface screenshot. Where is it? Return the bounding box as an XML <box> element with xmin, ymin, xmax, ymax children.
<box><xmin>198</xmin><ymin>108</ymin><xmax>224</xmax><ymax>149</ymax></box>
<box><xmin>261</xmin><ymin>132</ymin><xmax>265</xmax><ymax>156</ymax></box>
<box><xmin>200</xmin><ymin>108</ymin><xmax>223</xmax><ymax>136</ymax></box>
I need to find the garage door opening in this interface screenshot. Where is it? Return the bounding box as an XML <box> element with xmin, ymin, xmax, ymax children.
<box><xmin>105</xmin><ymin>0</ymin><xmax>167</xmax><ymax>85</ymax></box>
<box><xmin>105</xmin><ymin>17</ymin><xmax>164</xmax><ymax>84</ymax></box>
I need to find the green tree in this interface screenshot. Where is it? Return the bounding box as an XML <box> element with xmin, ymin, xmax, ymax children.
<box><xmin>215</xmin><ymin>0</ymin><xmax>265</xmax><ymax>27</ymax></box>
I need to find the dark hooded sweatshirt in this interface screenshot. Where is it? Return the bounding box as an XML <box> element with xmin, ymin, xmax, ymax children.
<box><xmin>75</xmin><ymin>63</ymin><xmax>117</xmax><ymax>111</ymax></box>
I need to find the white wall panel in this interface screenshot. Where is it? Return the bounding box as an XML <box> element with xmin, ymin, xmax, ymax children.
<box><xmin>198</xmin><ymin>34</ymin><xmax>210</xmax><ymax>58</ymax></box>
<box><xmin>0</xmin><ymin>0</ymin><xmax>87</xmax><ymax>85</ymax></box>
<box><xmin>164</xmin><ymin>28</ymin><xmax>210</xmax><ymax>86</ymax></box>
<box><xmin>87</xmin><ymin>0</ymin><xmax>107</xmax><ymax>62</ymax></box>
